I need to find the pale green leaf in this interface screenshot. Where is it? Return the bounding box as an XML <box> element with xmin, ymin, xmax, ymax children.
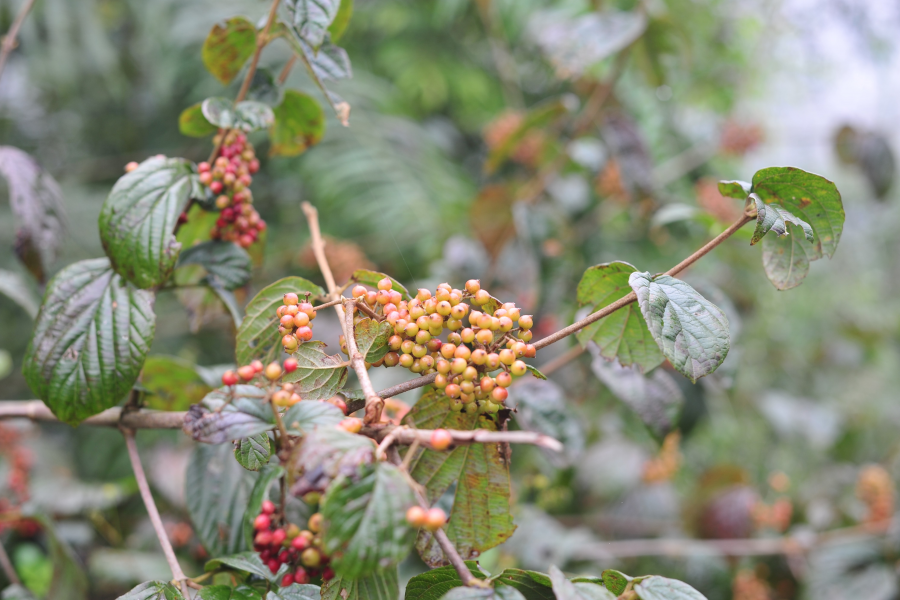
<box><xmin>749</xmin><ymin>193</ymin><xmax>814</xmax><ymax>245</ymax></box>
<box><xmin>761</xmin><ymin>224</ymin><xmax>813</xmax><ymax>290</ymax></box>
<box><xmin>634</xmin><ymin>576</ymin><xmax>707</xmax><ymax>600</ymax></box>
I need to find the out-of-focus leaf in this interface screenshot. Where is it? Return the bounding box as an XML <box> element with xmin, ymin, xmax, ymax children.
<box><xmin>320</xmin><ymin>570</ymin><xmax>398</xmax><ymax>600</ymax></box>
<box><xmin>236</xmin><ymin>276</ymin><xmax>325</xmax><ymax>366</ymax></box>
<box><xmin>289</xmin><ymin>427</ymin><xmax>373</xmax><ymax>496</ymax></box>
<box><xmin>761</xmin><ymin>223</ymin><xmax>814</xmax><ymax>291</ymax></box>
<box><xmin>294</xmin><ymin>36</ymin><xmax>352</xmax><ymax>82</ymax></box>
<box><xmin>266</xmin><ymin>584</ymin><xmax>320</xmax><ymax>600</ymax></box>
<box><xmin>284</xmin><ymin>341</ymin><xmax>349</xmax><ymax>400</ymax></box>
<box><xmin>484</xmin><ymin>100</ymin><xmax>567</xmax><ymax>174</ymax></box>
<box><xmin>113</xmin><ymin>581</ymin><xmax>184</xmax><ymax>600</ymax></box>
<box><xmin>628</xmin><ymin>273</ymin><xmax>730</xmax><ymax>383</ymax></box>
<box><xmin>247</xmin><ymin>67</ymin><xmax>281</xmax><ymax>104</ymax></box>
<box><xmin>22</xmin><ymin>258</ymin><xmax>155</xmax><ymax>425</ymax></box>
<box><xmin>234</xmin><ymin>433</ymin><xmax>272</xmax><ymax>471</ymax></box>
<box><xmin>0</xmin><ymin>146</ymin><xmax>65</xmax><ymax>281</ymax></box>
<box><xmin>576</xmin><ymin>261</ymin><xmax>663</xmax><ymax>373</ymax></box>
<box><xmin>178</xmin><ymin>103</ymin><xmax>218</xmax><ymax>138</ymax></box>
<box><xmin>286</xmin><ymin>0</ymin><xmax>341</xmax><ymax>49</ymax></box>
<box><xmin>98</xmin><ymin>156</ymin><xmax>194</xmax><ymax>288</ymax></box>
<box><xmin>328</xmin><ymin>0</ymin><xmax>353</xmax><ymax>42</ymax></box>
<box><xmin>588</xmin><ymin>346</ymin><xmax>684</xmax><ymax>439</ymax></box>
<box><xmin>184</xmin><ymin>385</ymin><xmax>273</xmax><ymax>443</ymax></box>
<box><xmin>321</xmin><ymin>462</ymin><xmax>415</xmax><ymax>578</ymax></box>
<box><xmin>177</xmin><ymin>241</ymin><xmax>252</xmax><ymax>290</ymax></box>
<box><xmin>404</xmin><ymin>563</ymin><xmax>486</xmax><ymax>600</ymax></box>
<box><xmin>490</xmin><ymin>569</ymin><xmax>555</xmax><ymax>600</ymax></box>
<box><xmin>243</xmin><ymin>465</ymin><xmax>284</xmax><ymax>549</ymax></box>
<box><xmin>282</xmin><ymin>400</ymin><xmax>344</xmax><ymax>434</ymax></box>
<box><xmin>440</xmin><ymin>586</ymin><xmax>526</xmax><ymax>600</ymax></box>
<box><xmin>549</xmin><ymin>566</ymin><xmax>615</xmax><ymax>600</ymax></box>
<box><xmin>202</xmin><ymin>17</ymin><xmax>257</xmax><ymax>85</ymax></box>
<box><xmin>634</xmin><ymin>576</ymin><xmax>707</xmax><ymax>600</ymax></box>
<box><xmin>470</xmin><ymin>185</ymin><xmax>515</xmax><ymax>262</ymax></box>
<box><xmin>187</xmin><ymin>443</ymin><xmax>257</xmax><ymax>556</ymax></box>
<box><xmin>87</xmin><ymin>549</ymin><xmax>171</xmax><ymax>588</ymax></box>
<box><xmin>600</xmin><ymin>571</ymin><xmax>630</xmax><ymax>596</ymax></box>
<box><xmin>749</xmin><ymin>193</ymin><xmax>814</xmax><ymax>246</ymax></box>
<box><xmin>350</xmin><ymin>270</ymin><xmax>410</xmax><ymax>300</ymax></box>
<box><xmin>270</xmin><ymin>90</ymin><xmax>326</xmax><ymax>157</ymax></box>
<box><xmin>205</xmin><ymin>552</ymin><xmax>279</xmax><ymax>581</ymax></box>
<box><xmin>0</xmin><ymin>269</ymin><xmax>39</xmax><ymax>318</ymax></box>
<box><xmin>1</xmin><ymin>585</ymin><xmax>36</xmax><ymax>600</ymax></box>
<box><xmin>141</xmin><ymin>355</ymin><xmax>211</xmax><ymax>411</ymax></box>
<box><xmin>30</xmin><ymin>514</ymin><xmax>88</xmax><ymax>600</ymax></box>
<box><xmin>354</xmin><ymin>318</ymin><xmax>392</xmax><ymax>363</ymax></box>
<box><xmin>404</xmin><ymin>390</ymin><xmax>514</xmax><ymax>566</ymax></box>
<box><xmin>717</xmin><ymin>180</ymin><xmax>751</xmax><ymax>199</ymax></box>
<box><xmin>202</xmin><ymin>98</ymin><xmax>275</xmax><ymax>132</ymax></box>
<box><xmin>31</xmin><ymin>477</ymin><xmax>130</xmax><ymax>516</ymax></box>
<box><xmin>209</xmin><ymin>280</ymin><xmax>245</xmax><ymax>327</ymax></box>
<box><xmin>508</xmin><ymin>379</ymin><xmax>584</xmax><ymax>467</ymax></box>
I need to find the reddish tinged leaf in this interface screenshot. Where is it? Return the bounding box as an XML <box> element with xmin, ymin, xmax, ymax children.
<box><xmin>202</xmin><ymin>17</ymin><xmax>257</xmax><ymax>85</ymax></box>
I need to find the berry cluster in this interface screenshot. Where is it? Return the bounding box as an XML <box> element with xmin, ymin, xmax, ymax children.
<box><xmin>222</xmin><ymin>358</ymin><xmax>302</xmax><ymax>406</ymax></box>
<box><xmin>0</xmin><ymin>425</ymin><xmax>39</xmax><ymax>537</ymax></box>
<box><xmin>276</xmin><ymin>293</ymin><xmax>318</xmax><ymax>353</ymax></box>
<box><xmin>197</xmin><ymin>131</ymin><xmax>264</xmax><ymax>248</ymax></box>
<box><xmin>253</xmin><ymin>500</ymin><xmax>333</xmax><ymax>586</ymax></box>
<box><xmin>344</xmin><ymin>278</ymin><xmax>537</xmax><ymax>415</ymax></box>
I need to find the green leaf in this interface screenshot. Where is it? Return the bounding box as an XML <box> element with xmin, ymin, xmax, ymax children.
<box><xmin>320</xmin><ymin>570</ymin><xmax>399</xmax><ymax>600</ymax></box>
<box><xmin>1</xmin><ymin>585</ymin><xmax>37</xmax><ymax>600</ymax></box>
<box><xmin>282</xmin><ymin>400</ymin><xmax>344</xmax><ymax>434</ymax></box>
<box><xmin>0</xmin><ymin>268</ymin><xmax>39</xmax><ymax>318</ymax></box>
<box><xmin>321</xmin><ymin>462</ymin><xmax>415</xmax><ymax>578</ymax></box>
<box><xmin>243</xmin><ymin>465</ymin><xmax>285</xmax><ymax>549</ymax></box>
<box><xmin>23</xmin><ymin>258</ymin><xmax>155</xmax><ymax>425</ymax></box>
<box><xmin>490</xmin><ymin>569</ymin><xmax>555</xmax><ymax>600</ymax></box>
<box><xmin>750</xmin><ymin>166</ymin><xmax>844</xmax><ymax>259</ymax></box>
<box><xmin>270</xmin><ymin>90</ymin><xmax>326</xmax><ymax>157</ymax></box>
<box><xmin>236</xmin><ymin>276</ymin><xmax>325</xmax><ymax>366</ymax></box>
<box><xmin>354</xmin><ymin>318</ymin><xmax>393</xmax><ymax>363</ymax></box>
<box><xmin>298</xmin><ymin>36</ymin><xmax>352</xmax><ymax>82</ymax></box>
<box><xmin>404</xmin><ymin>390</ymin><xmax>515</xmax><ymax>566</ymax></box>
<box><xmin>287</xmin><ymin>0</ymin><xmax>341</xmax><ymax>48</ymax></box>
<box><xmin>524</xmin><ymin>365</ymin><xmax>547</xmax><ymax>380</ymax></box>
<box><xmin>761</xmin><ymin>225</ymin><xmax>813</xmax><ymax>291</ymax></box>
<box><xmin>634</xmin><ymin>577</ymin><xmax>707</xmax><ymax>600</ymax></box>
<box><xmin>404</xmin><ymin>563</ymin><xmax>486</xmax><ymax>600</ymax></box>
<box><xmin>328</xmin><ymin>0</ymin><xmax>353</xmax><ymax>42</ymax></box>
<box><xmin>267</xmin><ymin>584</ymin><xmax>320</xmax><ymax>600</ymax></box>
<box><xmin>99</xmin><ymin>156</ymin><xmax>195</xmax><ymax>289</ymax></box>
<box><xmin>628</xmin><ymin>273</ymin><xmax>730</xmax><ymax>383</ymax></box>
<box><xmin>247</xmin><ymin>67</ymin><xmax>281</xmax><ymax>104</ymax></box>
<box><xmin>600</xmin><ymin>571</ymin><xmax>630</xmax><ymax>596</ymax></box>
<box><xmin>177</xmin><ymin>241</ymin><xmax>252</xmax><ymax>290</ymax></box>
<box><xmin>184</xmin><ymin>385</ymin><xmax>274</xmax><ymax>444</ymax></box>
<box><xmin>202</xmin><ymin>17</ymin><xmax>257</xmax><ymax>85</ymax></box>
<box><xmin>440</xmin><ymin>586</ymin><xmax>526</xmax><ymax>600</ymax></box>
<box><xmin>290</xmin><ymin>427</ymin><xmax>374</xmax><ymax>496</ymax></box>
<box><xmin>350</xmin><ymin>270</ymin><xmax>409</xmax><ymax>300</ymax></box>
<box><xmin>187</xmin><ymin>443</ymin><xmax>257</xmax><ymax>556</ymax></box>
<box><xmin>202</xmin><ymin>98</ymin><xmax>276</xmax><ymax>132</ymax></box>
<box><xmin>549</xmin><ymin>566</ymin><xmax>615</xmax><ymax>600</ymax></box>
<box><xmin>179</xmin><ymin>103</ymin><xmax>218</xmax><ymax>138</ymax></box>
<box><xmin>114</xmin><ymin>581</ymin><xmax>184</xmax><ymax>600</ymax></box>
<box><xmin>205</xmin><ymin>552</ymin><xmax>274</xmax><ymax>580</ymax></box>
<box><xmin>717</xmin><ymin>180</ymin><xmax>751</xmax><ymax>199</ymax></box>
<box><xmin>284</xmin><ymin>341</ymin><xmax>349</xmax><ymax>400</ymax></box>
<box><xmin>202</xmin><ymin>98</ymin><xmax>236</xmax><ymax>129</ymax></box>
<box><xmin>31</xmin><ymin>513</ymin><xmax>89</xmax><ymax>600</ymax></box>
<box><xmin>749</xmin><ymin>193</ymin><xmax>814</xmax><ymax>246</ymax></box>
<box><xmin>576</xmin><ymin>262</ymin><xmax>663</xmax><ymax>373</ymax></box>
<box><xmin>141</xmin><ymin>355</ymin><xmax>211</xmax><ymax>411</ymax></box>
<box><xmin>199</xmin><ymin>585</ymin><xmax>265</xmax><ymax>600</ymax></box>
<box><xmin>235</xmin><ymin>433</ymin><xmax>272</xmax><ymax>471</ymax></box>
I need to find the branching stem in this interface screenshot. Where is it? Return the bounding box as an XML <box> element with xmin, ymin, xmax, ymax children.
<box><xmin>343</xmin><ymin>300</ymin><xmax>384</xmax><ymax>424</ymax></box>
<box><xmin>301</xmin><ymin>202</ymin><xmax>348</xmax><ymax>339</ymax></box>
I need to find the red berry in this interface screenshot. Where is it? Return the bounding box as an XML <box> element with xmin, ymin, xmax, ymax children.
<box><xmin>238</xmin><ymin>365</ymin><xmax>255</xmax><ymax>381</ymax></box>
<box><xmin>281</xmin><ymin>574</ymin><xmax>294</xmax><ymax>587</ymax></box>
<box><xmin>268</xmin><ymin>558</ymin><xmax>280</xmax><ymax>574</ymax></box>
<box><xmin>291</xmin><ymin>535</ymin><xmax>309</xmax><ymax>550</ymax></box>
<box><xmin>210</xmin><ymin>180</ymin><xmax>224</xmax><ymax>194</ymax></box>
<box><xmin>322</xmin><ymin>568</ymin><xmax>335</xmax><ymax>581</ymax></box>
<box><xmin>261</xmin><ymin>500</ymin><xmax>276</xmax><ymax>514</ymax></box>
<box><xmin>221</xmin><ymin>370</ymin><xmax>239</xmax><ymax>386</ymax></box>
<box><xmin>294</xmin><ymin>568</ymin><xmax>310</xmax><ymax>583</ymax></box>
<box><xmin>492</xmin><ymin>387</ymin><xmax>508</xmax><ymax>403</ymax></box>
<box><xmin>271</xmin><ymin>528</ymin><xmax>287</xmax><ymax>546</ymax></box>
<box><xmin>254</xmin><ymin>514</ymin><xmax>271</xmax><ymax>530</ymax></box>
<box><xmin>295</xmin><ymin>326</ymin><xmax>313</xmax><ymax>342</ymax></box>
<box><xmin>278</xmin><ymin>550</ymin><xmax>290</xmax><ymax>563</ymax></box>
<box><xmin>255</xmin><ymin>531</ymin><xmax>273</xmax><ymax>546</ymax></box>
<box><xmin>284</xmin><ymin>358</ymin><xmax>299</xmax><ymax>373</ymax></box>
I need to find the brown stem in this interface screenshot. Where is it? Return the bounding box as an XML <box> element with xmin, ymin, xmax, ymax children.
<box><xmin>0</xmin><ymin>540</ymin><xmax>20</xmax><ymax>586</ymax></box>
<box><xmin>0</xmin><ymin>402</ymin><xmax>186</xmax><ymax>428</ymax></box>
<box><xmin>122</xmin><ymin>429</ymin><xmax>190</xmax><ymax>597</ymax></box>
<box><xmin>277</xmin><ymin>54</ymin><xmax>297</xmax><ymax>84</ymax></box>
<box><xmin>343</xmin><ymin>300</ymin><xmax>383</xmax><ymax>424</ymax></box>
<box><xmin>364</xmin><ymin>424</ymin><xmax>563</xmax><ymax>452</ymax></box>
<box><xmin>534</xmin><ymin>212</ymin><xmax>754</xmax><ymax>351</ymax></box>
<box><xmin>301</xmin><ymin>201</ymin><xmax>348</xmax><ymax>339</ymax></box>
<box><xmin>539</xmin><ymin>344</ymin><xmax>586</xmax><ymax>376</ymax></box>
<box><xmin>413</xmin><ymin>484</ymin><xmax>479</xmax><ymax>586</ymax></box>
<box><xmin>313</xmin><ymin>297</ymin><xmax>343</xmax><ymax>311</ymax></box>
<box><xmin>354</xmin><ymin>300</ymin><xmax>380</xmax><ymax>320</ymax></box>
<box><xmin>269</xmin><ymin>395</ymin><xmax>289</xmax><ymax>442</ymax></box>
<box><xmin>378</xmin><ymin>373</ymin><xmax>437</xmax><ymax>398</ymax></box>
<box><xmin>0</xmin><ymin>0</ymin><xmax>37</xmax><ymax>87</ymax></box>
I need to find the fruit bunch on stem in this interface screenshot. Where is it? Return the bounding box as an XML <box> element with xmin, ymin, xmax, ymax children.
<box><xmin>252</xmin><ymin>500</ymin><xmax>334</xmax><ymax>585</ymax></box>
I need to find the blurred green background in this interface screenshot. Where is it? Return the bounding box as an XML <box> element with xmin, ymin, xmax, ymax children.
<box><xmin>1</xmin><ymin>0</ymin><xmax>900</xmax><ymax>598</ymax></box>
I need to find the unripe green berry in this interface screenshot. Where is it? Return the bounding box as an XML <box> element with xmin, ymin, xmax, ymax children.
<box><xmin>384</xmin><ymin>352</ymin><xmax>400</xmax><ymax>367</ymax></box>
<box><xmin>465</xmin><ymin>402</ymin><xmax>479</xmax><ymax>414</ymax></box>
<box><xmin>283</xmin><ymin>335</ymin><xmax>299</xmax><ymax>351</ymax></box>
<box><xmin>447</xmin><ymin>332</ymin><xmax>462</xmax><ymax>345</ymax></box>
<box><xmin>412</xmin><ymin>344</ymin><xmax>428</xmax><ymax>358</ymax></box>
<box><xmin>460</xmin><ymin>380</ymin><xmax>475</xmax><ymax>394</ymax></box>
<box><xmin>400</xmin><ymin>339</ymin><xmax>415</xmax><ymax>355</ymax></box>
<box><xmin>415</xmin><ymin>330</ymin><xmax>432</xmax><ymax>345</ymax></box>
<box><xmin>389</xmin><ymin>335</ymin><xmax>403</xmax><ymax>351</ymax></box>
<box><xmin>399</xmin><ymin>354</ymin><xmax>415</xmax><ymax>368</ymax></box>
<box><xmin>484</xmin><ymin>400</ymin><xmax>500</xmax><ymax>413</ymax></box>
<box><xmin>410</xmin><ymin>360</ymin><xmax>424</xmax><ymax>373</ymax></box>
<box><xmin>450</xmin><ymin>399</ymin><xmax>464</xmax><ymax>412</ymax></box>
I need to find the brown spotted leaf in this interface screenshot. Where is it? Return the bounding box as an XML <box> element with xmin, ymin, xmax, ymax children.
<box><xmin>202</xmin><ymin>17</ymin><xmax>257</xmax><ymax>85</ymax></box>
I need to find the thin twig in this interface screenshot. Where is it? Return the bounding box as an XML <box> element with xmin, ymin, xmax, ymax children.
<box><xmin>313</xmin><ymin>297</ymin><xmax>343</xmax><ymax>311</ymax></box>
<box><xmin>355</xmin><ymin>300</ymin><xmax>381</xmax><ymax>321</ymax></box>
<box><xmin>343</xmin><ymin>300</ymin><xmax>384</xmax><ymax>424</ymax></box>
<box><xmin>375</xmin><ymin>426</ymin><xmax>403</xmax><ymax>461</ymax></box>
<box><xmin>291</xmin><ymin>42</ymin><xmax>350</xmax><ymax>126</ymax></box>
<box><xmin>269</xmin><ymin>395</ymin><xmax>289</xmax><ymax>442</ymax></box>
<box><xmin>0</xmin><ymin>540</ymin><xmax>20</xmax><ymax>585</ymax></box>
<box><xmin>277</xmin><ymin>54</ymin><xmax>297</xmax><ymax>84</ymax></box>
<box><xmin>0</xmin><ymin>402</ymin><xmax>186</xmax><ymax>428</ymax></box>
<box><xmin>365</xmin><ymin>424</ymin><xmax>564</xmax><ymax>452</ymax></box>
<box><xmin>378</xmin><ymin>373</ymin><xmax>438</xmax><ymax>398</ymax></box>
<box><xmin>539</xmin><ymin>344</ymin><xmax>586</xmax><ymax>376</ymax></box>
<box><xmin>301</xmin><ymin>202</ymin><xmax>348</xmax><ymax>339</ymax></box>
<box><xmin>0</xmin><ymin>0</ymin><xmax>37</xmax><ymax>87</ymax></box>
<box><xmin>122</xmin><ymin>429</ymin><xmax>190</xmax><ymax>597</ymax></box>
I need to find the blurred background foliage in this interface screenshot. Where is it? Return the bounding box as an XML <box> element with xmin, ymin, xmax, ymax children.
<box><xmin>1</xmin><ymin>0</ymin><xmax>900</xmax><ymax>598</ymax></box>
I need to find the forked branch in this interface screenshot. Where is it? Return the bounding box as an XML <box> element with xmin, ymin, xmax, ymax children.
<box><xmin>343</xmin><ymin>300</ymin><xmax>384</xmax><ymax>424</ymax></box>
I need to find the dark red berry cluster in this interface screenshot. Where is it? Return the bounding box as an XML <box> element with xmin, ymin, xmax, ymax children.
<box><xmin>253</xmin><ymin>500</ymin><xmax>333</xmax><ymax>586</ymax></box>
<box><xmin>0</xmin><ymin>425</ymin><xmax>39</xmax><ymax>537</ymax></box>
<box><xmin>277</xmin><ymin>293</ymin><xmax>317</xmax><ymax>353</ymax></box>
<box><xmin>197</xmin><ymin>131</ymin><xmax>264</xmax><ymax>248</ymax></box>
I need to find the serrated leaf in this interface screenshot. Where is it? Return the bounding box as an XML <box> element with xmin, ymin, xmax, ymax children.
<box><xmin>99</xmin><ymin>156</ymin><xmax>194</xmax><ymax>289</ymax></box>
<box><xmin>287</xmin><ymin>0</ymin><xmax>341</xmax><ymax>48</ymax></box>
<box><xmin>490</xmin><ymin>569</ymin><xmax>555</xmax><ymax>600</ymax></box>
<box><xmin>0</xmin><ymin>268</ymin><xmax>40</xmax><ymax>318</ymax></box>
<box><xmin>600</xmin><ymin>570</ymin><xmax>630</xmax><ymax>596</ymax></box>
<box><xmin>440</xmin><ymin>586</ymin><xmax>526</xmax><ymax>600</ymax></box>
<box><xmin>634</xmin><ymin>577</ymin><xmax>707</xmax><ymax>600</ymax></box>
<box><xmin>328</xmin><ymin>0</ymin><xmax>353</xmax><ymax>41</ymax></box>
<box><xmin>179</xmin><ymin>103</ymin><xmax>218</xmax><ymax>138</ymax></box>
<box><xmin>350</xmin><ymin>270</ymin><xmax>409</xmax><ymax>300</ymax></box>
<box><xmin>201</xmin><ymin>99</ymin><xmax>275</xmax><ymax>132</ymax></box>
<box><xmin>628</xmin><ymin>273</ymin><xmax>730</xmax><ymax>383</ymax></box>
<box><xmin>114</xmin><ymin>581</ymin><xmax>184</xmax><ymax>600</ymax></box>
<box><xmin>243</xmin><ymin>465</ymin><xmax>285</xmax><ymax>549</ymax></box>
<box><xmin>289</xmin><ymin>427</ymin><xmax>374</xmax><ymax>496</ymax></box>
<box><xmin>749</xmin><ymin>193</ymin><xmax>814</xmax><ymax>245</ymax></box>
<box><xmin>184</xmin><ymin>385</ymin><xmax>273</xmax><ymax>443</ymax></box>
<box><xmin>235</xmin><ymin>433</ymin><xmax>272</xmax><ymax>471</ymax></box>
<box><xmin>588</xmin><ymin>348</ymin><xmax>684</xmax><ymax>440</ymax></box>
<box><xmin>141</xmin><ymin>355</ymin><xmax>211</xmax><ymax>411</ymax></box>
<box><xmin>354</xmin><ymin>318</ymin><xmax>392</xmax><ymax>363</ymax></box>
<box><xmin>404</xmin><ymin>563</ymin><xmax>486</xmax><ymax>600</ymax></box>
<box><xmin>404</xmin><ymin>390</ymin><xmax>515</xmax><ymax>566</ymax></box>
<box><xmin>0</xmin><ymin>147</ymin><xmax>65</xmax><ymax>281</ymax></box>
<box><xmin>236</xmin><ymin>276</ymin><xmax>325</xmax><ymax>366</ymax></box>
<box><xmin>202</xmin><ymin>17</ymin><xmax>257</xmax><ymax>85</ymax></box>
<box><xmin>507</xmin><ymin>379</ymin><xmax>584</xmax><ymax>467</ymax></box>
<box><xmin>717</xmin><ymin>180</ymin><xmax>751</xmax><ymax>199</ymax></box>
<box><xmin>321</xmin><ymin>462</ymin><xmax>414</xmax><ymax>578</ymax></box>
<box><xmin>549</xmin><ymin>566</ymin><xmax>615</xmax><ymax>600</ymax></box>
<box><xmin>576</xmin><ymin>262</ymin><xmax>663</xmax><ymax>373</ymax></box>
<box><xmin>750</xmin><ymin>166</ymin><xmax>843</xmax><ymax>260</ymax></box>
<box><xmin>187</xmin><ymin>443</ymin><xmax>257</xmax><ymax>556</ymax></box>
<box><xmin>205</xmin><ymin>552</ymin><xmax>272</xmax><ymax>580</ymax></box>
<box><xmin>282</xmin><ymin>400</ymin><xmax>344</xmax><ymax>434</ymax></box>
<box><xmin>22</xmin><ymin>258</ymin><xmax>155</xmax><ymax>425</ymax></box>
<box><xmin>761</xmin><ymin>224</ymin><xmax>813</xmax><ymax>290</ymax></box>
<box><xmin>267</xmin><ymin>584</ymin><xmax>320</xmax><ymax>600</ymax></box>
<box><xmin>270</xmin><ymin>90</ymin><xmax>325</xmax><ymax>157</ymax></box>
<box><xmin>177</xmin><ymin>241</ymin><xmax>252</xmax><ymax>290</ymax></box>
<box><xmin>284</xmin><ymin>341</ymin><xmax>349</xmax><ymax>400</ymax></box>
<box><xmin>320</xmin><ymin>570</ymin><xmax>398</xmax><ymax>600</ymax></box>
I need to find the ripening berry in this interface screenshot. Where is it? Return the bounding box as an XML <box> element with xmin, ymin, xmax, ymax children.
<box><xmin>445</xmin><ymin>384</ymin><xmax>461</xmax><ymax>398</ymax></box>
<box><xmin>518</xmin><ymin>330</ymin><xmax>533</xmax><ymax>342</ymax></box>
<box><xmin>125</xmin><ymin>161</ymin><xmax>139</xmax><ymax>172</ymax></box>
<box><xmin>427</xmin><ymin>338</ymin><xmax>443</xmax><ymax>353</ymax></box>
<box><xmin>222</xmin><ymin>370</ymin><xmax>239</xmax><ymax>386</ymax></box>
<box><xmin>284</xmin><ymin>305</ymin><xmax>299</xmax><ymax>316</ymax></box>
<box><xmin>352</xmin><ymin>285</ymin><xmax>367</xmax><ymax>299</ymax></box>
<box><xmin>512</xmin><ymin>342</ymin><xmax>527</xmax><ymax>358</ymax></box>
<box><xmin>492</xmin><ymin>387</ymin><xmax>509</xmax><ymax>403</ymax></box>
<box><xmin>473</xmin><ymin>290</ymin><xmax>490</xmax><ymax>306</ymax></box>
<box><xmin>308</xmin><ymin>513</ymin><xmax>323</xmax><ymax>533</ymax></box>
<box><xmin>250</xmin><ymin>360</ymin><xmax>263</xmax><ymax>373</ymax></box>
<box><xmin>340</xmin><ymin>418</ymin><xmax>362</xmax><ymax>434</ymax></box>
<box><xmin>238</xmin><ymin>365</ymin><xmax>256</xmax><ymax>381</ymax></box>
<box><xmin>510</xmin><ymin>360</ymin><xmax>527</xmax><ymax>377</ymax></box>
<box><xmin>377</xmin><ymin>277</ymin><xmax>393</xmax><ymax>291</ymax></box>
<box><xmin>291</xmin><ymin>535</ymin><xmax>309</xmax><ymax>550</ymax></box>
<box><xmin>254</xmin><ymin>514</ymin><xmax>271</xmax><ymax>530</ymax></box>
<box><xmin>283</xmin><ymin>335</ymin><xmax>299</xmax><ymax>352</ymax></box>
<box><xmin>281</xmin><ymin>574</ymin><xmax>295</xmax><ymax>587</ymax></box>
<box><xmin>294</xmin><ymin>568</ymin><xmax>310</xmax><ymax>584</ymax></box>
<box><xmin>465</xmin><ymin>279</ymin><xmax>480</xmax><ymax>294</ymax></box>
<box><xmin>399</xmin><ymin>354</ymin><xmax>414</xmax><ymax>368</ymax></box>
<box><xmin>415</xmin><ymin>330</ymin><xmax>432</xmax><ymax>345</ymax></box>
<box><xmin>271</xmin><ymin>528</ymin><xmax>287</xmax><ymax>546</ymax></box>
<box><xmin>475</xmin><ymin>329</ymin><xmax>494</xmax><ymax>345</ymax></box>
<box><xmin>280</xmin><ymin>314</ymin><xmax>295</xmax><ymax>329</ymax></box>
<box><xmin>273</xmin><ymin>390</ymin><xmax>292</xmax><ymax>407</ymax></box>
<box><xmin>406</xmin><ymin>506</ymin><xmax>428</xmax><ymax>527</ymax></box>
<box><xmin>453</xmin><ymin>345</ymin><xmax>471</xmax><ymax>361</ymax></box>
<box><xmin>450</xmin><ymin>358</ymin><xmax>467</xmax><ymax>374</ymax></box>
<box><xmin>265</xmin><ymin>362</ymin><xmax>283</xmax><ymax>380</ymax></box>
<box><xmin>255</xmin><ymin>531</ymin><xmax>273</xmax><ymax>546</ymax></box>
<box><xmin>424</xmin><ymin>508</ymin><xmax>447</xmax><ymax>531</ymax></box>
<box><xmin>480</xmin><ymin>376</ymin><xmax>495</xmax><ymax>392</ymax></box>
<box><xmin>295</xmin><ymin>326</ymin><xmax>313</xmax><ymax>342</ymax></box>
<box><xmin>525</xmin><ymin>344</ymin><xmax>537</xmax><ymax>358</ymax></box>
<box><xmin>518</xmin><ymin>315</ymin><xmax>533</xmax><ymax>329</ymax></box>
<box><xmin>298</xmin><ymin>302</ymin><xmax>315</xmax><ymax>318</ymax></box>
<box><xmin>430</xmin><ymin>429</ymin><xmax>453</xmax><ymax>451</ymax></box>
<box><xmin>300</xmin><ymin>548</ymin><xmax>321</xmax><ymax>568</ymax></box>
<box><xmin>293</xmin><ymin>311</ymin><xmax>310</xmax><ymax>328</ymax></box>
<box><xmin>283</xmin><ymin>358</ymin><xmax>299</xmax><ymax>373</ymax></box>
<box><xmin>434</xmin><ymin>374</ymin><xmax>448</xmax><ymax>388</ymax></box>
<box><xmin>496</xmin><ymin>372</ymin><xmax>512</xmax><ymax>388</ymax></box>
<box><xmin>384</xmin><ymin>352</ymin><xmax>400</xmax><ymax>367</ymax></box>
<box><xmin>486</xmin><ymin>353</ymin><xmax>502</xmax><ymax>370</ymax></box>
<box><xmin>499</xmin><ymin>349</ymin><xmax>515</xmax><ymax>366</ymax></box>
